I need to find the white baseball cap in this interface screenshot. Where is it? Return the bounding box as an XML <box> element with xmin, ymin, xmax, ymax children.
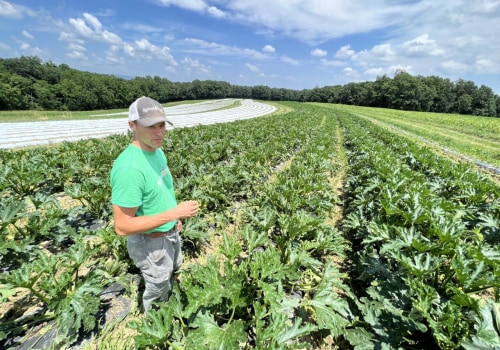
<box><xmin>129</xmin><ymin>96</ymin><xmax>168</xmax><ymax>127</ymax></box>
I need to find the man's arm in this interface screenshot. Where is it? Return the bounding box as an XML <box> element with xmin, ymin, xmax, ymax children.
<box><xmin>112</xmin><ymin>200</ymin><xmax>199</xmax><ymax>236</ymax></box>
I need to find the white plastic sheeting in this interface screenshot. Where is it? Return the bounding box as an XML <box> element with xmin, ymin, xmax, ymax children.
<box><xmin>0</xmin><ymin>99</ymin><xmax>276</xmax><ymax>149</ymax></box>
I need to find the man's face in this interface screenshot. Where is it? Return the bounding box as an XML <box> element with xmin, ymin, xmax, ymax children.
<box><xmin>130</xmin><ymin>121</ymin><xmax>166</xmax><ymax>151</ymax></box>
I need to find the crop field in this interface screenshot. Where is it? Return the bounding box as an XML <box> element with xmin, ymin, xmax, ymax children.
<box><xmin>1</xmin><ymin>101</ymin><xmax>500</xmax><ymax>350</ymax></box>
<box><xmin>326</xmin><ymin>104</ymin><xmax>500</xmax><ymax>170</ymax></box>
<box><xmin>0</xmin><ymin>99</ymin><xmax>275</xmax><ymax>149</ymax></box>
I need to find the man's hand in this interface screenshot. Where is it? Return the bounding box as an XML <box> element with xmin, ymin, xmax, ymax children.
<box><xmin>174</xmin><ymin>200</ymin><xmax>199</xmax><ymax>219</ymax></box>
<box><xmin>176</xmin><ymin>220</ymin><xmax>183</xmax><ymax>232</ymax></box>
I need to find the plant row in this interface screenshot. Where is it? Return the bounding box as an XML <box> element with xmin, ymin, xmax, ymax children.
<box><xmin>1</xmin><ymin>103</ymin><xmax>355</xmax><ymax>348</ymax></box>
<box><xmin>335</xmin><ymin>107</ymin><xmax>500</xmax><ymax>349</ymax></box>
<box><xmin>127</xmin><ymin>104</ymin><xmax>359</xmax><ymax>349</ymax></box>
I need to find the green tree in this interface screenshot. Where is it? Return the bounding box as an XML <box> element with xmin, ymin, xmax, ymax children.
<box><xmin>32</xmin><ymin>80</ymin><xmax>61</xmax><ymax>110</ymax></box>
<box><xmin>422</xmin><ymin>76</ymin><xmax>455</xmax><ymax>113</ymax></box>
<box><xmin>456</xmin><ymin>94</ymin><xmax>473</xmax><ymax>114</ymax></box>
<box><xmin>454</xmin><ymin>79</ymin><xmax>477</xmax><ymax>115</ymax></box>
<box><xmin>371</xmin><ymin>75</ymin><xmax>392</xmax><ymax>108</ymax></box>
<box><xmin>338</xmin><ymin>82</ymin><xmax>371</xmax><ymax>106</ymax></box>
<box><xmin>496</xmin><ymin>95</ymin><xmax>500</xmax><ymax>117</ymax></box>
<box><xmin>321</xmin><ymin>85</ymin><xmax>341</xmax><ymax>103</ymax></box>
<box><xmin>472</xmin><ymin>85</ymin><xmax>496</xmax><ymax>116</ymax></box>
<box><xmin>389</xmin><ymin>71</ymin><xmax>427</xmax><ymax>111</ymax></box>
<box><xmin>231</xmin><ymin>85</ymin><xmax>252</xmax><ymax>99</ymax></box>
<box><xmin>190</xmin><ymin>79</ymin><xmax>231</xmax><ymax>99</ymax></box>
<box><xmin>251</xmin><ymin>85</ymin><xmax>272</xmax><ymax>100</ymax></box>
<box><xmin>307</xmin><ymin>86</ymin><xmax>330</xmax><ymax>103</ymax></box>
<box><xmin>1</xmin><ymin>56</ymin><xmax>44</xmax><ymax>81</ymax></box>
<box><xmin>0</xmin><ymin>70</ymin><xmax>32</xmax><ymax>110</ymax></box>
<box><xmin>57</xmin><ymin>69</ymin><xmax>100</xmax><ymax>110</ymax></box>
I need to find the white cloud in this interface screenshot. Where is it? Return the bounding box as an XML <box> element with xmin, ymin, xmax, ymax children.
<box><xmin>181</xmin><ymin>56</ymin><xmax>210</xmax><ymax>73</ymax></box>
<box><xmin>281</xmin><ymin>56</ymin><xmax>299</xmax><ymax>65</ymax></box>
<box><xmin>311</xmin><ymin>48</ymin><xmax>327</xmax><ymax>57</ymax></box>
<box><xmin>130</xmin><ymin>39</ymin><xmax>176</xmax><ymax>64</ymax></box>
<box><xmin>67</xmin><ymin>50</ymin><xmax>87</xmax><ymax>60</ymax></box>
<box><xmin>475</xmin><ymin>58</ymin><xmax>497</xmax><ymax>73</ymax></box>
<box><xmin>154</xmin><ymin>0</ymin><xmax>207</xmax><ymax>12</ymax></box>
<box><xmin>370</xmin><ymin>44</ymin><xmax>394</xmax><ymax>59</ymax></box>
<box><xmin>343</xmin><ymin>67</ymin><xmax>359</xmax><ymax>77</ymax></box>
<box><xmin>122</xmin><ymin>42</ymin><xmax>134</xmax><ymax>57</ymax></box>
<box><xmin>364</xmin><ymin>67</ymin><xmax>384</xmax><ymax>76</ymax></box>
<box><xmin>218</xmin><ymin>0</ymin><xmax>431</xmax><ymax>44</ymax></box>
<box><xmin>21</xmin><ymin>30</ymin><xmax>33</xmax><ymax>40</ymax></box>
<box><xmin>135</xmin><ymin>38</ymin><xmax>153</xmax><ymax>51</ymax></box>
<box><xmin>320</xmin><ymin>59</ymin><xmax>345</xmax><ymax>67</ymax></box>
<box><xmin>0</xmin><ymin>0</ymin><xmax>25</xmax><ymax>18</ymax></box>
<box><xmin>335</xmin><ymin>45</ymin><xmax>355</xmax><ymax>59</ymax></box>
<box><xmin>82</xmin><ymin>12</ymin><xmax>102</xmax><ymax>32</ymax></box>
<box><xmin>104</xmin><ymin>45</ymin><xmax>126</xmax><ymax>65</ymax></box>
<box><xmin>14</xmin><ymin>37</ymin><xmax>43</xmax><ymax>56</ymax></box>
<box><xmin>470</xmin><ymin>0</ymin><xmax>500</xmax><ymax>16</ymax></box>
<box><xmin>19</xmin><ymin>42</ymin><xmax>29</xmax><ymax>50</ymax></box>
<box><xmin>262</xmin><ymin>45</ymin><xmax>275</xmax><ymax>53</ymax></box>
<box><xmin>182</xmin><ymin>38</ymin><xmax>269</xmax><ymax>59</ymax></box>
<box><xmin>441</xmin><ymin>60</ymin><xmax>468</xmax><ymax>73</ymax></box>
<box><xmin>121</xmin><ymin>22</ymin><xmax>164</xmax><ymax>34</ymax></box>
<box><xmin>200</xmin><ymin>0</ymin><xmax>499</xmax><ymax>90</ymax></box>
<box><xmin>246</xmin><ymin>63</ymin><xmax>260</xmax><ymax>72</ymax></box>
<box><xmin>154</xmin><ymin>0</ymin><xmax>226</xmax><ymax>18</ymax></box>
<box><xmin>69</xmin><ymin>13</ymin><xmax>122</xmax><ymax>44</ymax></box>
<box><xmin>208</xmin><ymin>6</ymin><xmax>225</xmax><ymax>18</ymax></box>
<box><xmin>67</xmin><ymin>43</ymin><xmax>86</xmax><ymax>52</ymax></box>
<box><xmin>58</xmin><ymin>31</ymin><xmax>77</xmax><ymax>43</ymax></box>
<box><xmin>388</xmin><ymin>65</ymin><xmax>413</xmax><ymax>75</ymax></box>
<box><xmin>65</xmin><ymin>11</ymin><xmax>178</xmax><ymax>67</ymax></box>
<box><xmin>402</xmin><ymin>34</ymin><xmax>444</xmax><ymax>57</ymax></box>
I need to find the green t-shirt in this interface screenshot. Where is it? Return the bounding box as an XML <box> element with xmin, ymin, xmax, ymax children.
<box><xmin>110</xmin><ymin>144</ymin><xmax>177</xmax><ymax>233</ymax></box>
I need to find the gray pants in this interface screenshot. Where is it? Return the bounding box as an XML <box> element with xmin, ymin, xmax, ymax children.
<box><xmin>127</xmin><ymin>229</ymin><xmax>183</xmax><ymax>312</ymax></box>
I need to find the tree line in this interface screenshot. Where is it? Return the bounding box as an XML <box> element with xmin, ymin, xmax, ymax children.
<box><xmin>1</xmin><ymin>56</ymin><xmax>498</xmax><ymax>117</ymax></box>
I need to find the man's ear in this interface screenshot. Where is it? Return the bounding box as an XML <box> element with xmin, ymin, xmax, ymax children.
<box><xmin>128</xmin><ymin>120</ymin><xmax>136</xmax><ymax>131</ymax></box>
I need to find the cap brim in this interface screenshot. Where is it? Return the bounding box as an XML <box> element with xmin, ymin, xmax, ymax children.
<box><xmin>136</xmin><ymin>116</ymin><xmax>168</xmax><ymax>127</ymax></box>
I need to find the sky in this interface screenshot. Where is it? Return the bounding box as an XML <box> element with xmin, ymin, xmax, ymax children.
<box><xmin>1</xmin><ymin>0</ymin><xmax>500</xmax><ymax>95</ymax></box>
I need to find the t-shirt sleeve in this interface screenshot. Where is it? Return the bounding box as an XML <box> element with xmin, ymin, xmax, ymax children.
<box><xmin>111</xmin><ymin>166</ymin><xmax>144</xmax><ymax>208</ymax></box>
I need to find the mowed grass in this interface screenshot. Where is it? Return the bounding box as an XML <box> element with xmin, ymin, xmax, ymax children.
<box><xmin>0</xmin><ymin>109</ymin><xmax>129</xmax><ymax>122</ymax></box>
<box><xmin>315</xmin><ymin>103</ymin><xmax>500</xmax><ymax>169</ymax></box>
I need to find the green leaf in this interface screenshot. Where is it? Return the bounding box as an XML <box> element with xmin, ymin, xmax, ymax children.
<box><xmin>55</xmin><ymin>277</ymin><xmax>102</xmax><ymax>337</ymax></box>
<box><xmin>462</xmin><ymin>301</ymin><xmax>500</xmax><ymax>349</ymax></box>
<box><xmin>128</xmin><ymin>301</ymin><xmax>181</xmax><ymax>348</ymax></box>
<box><xmin>0</xmin><ymin>198</ymin><xmax>26</xmax><ymax>229</ymax></box>
<box><xmin>0</xmin><ymin>286</ymin><xmax>16</xmax><ymax>302</ymax></box>
<box><xmin>303</xmin><ymin>263</ymin><xmax>353</xmax><ymax>335</ymax></box>
<box><xmin>181</xmin><ymin>257</ymin><xmax>226</xmax><ymax>317</ymax></box>
<box><xmin>187</xmin><ymin>309</ymin><xmax>247</xmax><ymax>349</ymax></box>
<box><xmin>343</xmin><ymin>327</ymin><xmax>376</xmax><ymax>349</ymax></box>
<box><xmin>249</xmin><ymin>248</ymin><xmax>289</xmax><ymax>282</ymax></box>
<box><xmin>241</xmin><ymin>224</ymin><xmax>268</xmax><ymax>252</ymax></box>
<box><xmin>277</xmin><ymin>318</ymin><xmax>316</xmax><ymax>345</ymax></box>
<box><xmin>219</xmin><ymin>232</ymin><xmax>242</xmax><ymax>260</ymax></box>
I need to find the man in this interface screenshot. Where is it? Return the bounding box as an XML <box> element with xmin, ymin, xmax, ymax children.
<box><xmin>110</xmin><ymin>96</ymin><xmax>199</xmax><ymax>312</ymax></box>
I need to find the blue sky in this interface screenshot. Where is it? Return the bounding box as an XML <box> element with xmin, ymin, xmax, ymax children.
<box><xmin>1</xmin><ymin>0</ymin><xmax>499</xmax><ymax>94</ymax></box>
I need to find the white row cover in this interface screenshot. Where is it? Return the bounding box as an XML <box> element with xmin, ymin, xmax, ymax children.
<box><xmin>0</xmin><ymin>99</ymin><xmax>276</xmax><ymax>149</ymax></box>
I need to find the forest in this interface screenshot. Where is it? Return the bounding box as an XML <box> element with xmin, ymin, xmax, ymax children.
<box><xmin>1</xmin><ymin>56</ymin><xmax>499</xmax><ymax>117</ymax></box>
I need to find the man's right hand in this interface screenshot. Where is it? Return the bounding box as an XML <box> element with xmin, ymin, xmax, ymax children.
<box><xmin>175</xmin><ymin>200</ymin><xmax>199</xmax><ymax>219</ymax></box>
